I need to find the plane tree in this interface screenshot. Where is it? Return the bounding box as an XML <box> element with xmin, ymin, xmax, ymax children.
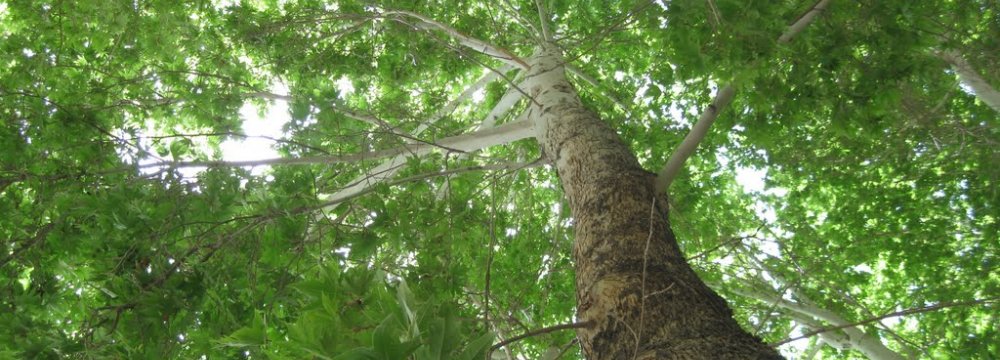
<box><xmin>1</xmin><ymin>0</ymin><xmax>997</xmax><ymax>359</ymax></box>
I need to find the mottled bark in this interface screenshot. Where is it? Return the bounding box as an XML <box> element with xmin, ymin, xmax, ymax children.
<box><xmin>525</xmin><ymin>45</ymin><xmax>782</xmax><ymax>359</ymax></box>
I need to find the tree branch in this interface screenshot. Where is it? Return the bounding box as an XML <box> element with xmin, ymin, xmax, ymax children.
<box><xmin>654</xmin><ymin>0</ymin><xmax>833</xmax><ymax>193</ymax></box>
<box><xmin>490</xmin><ymin>320</ymin><xmax>594</xmax><ymax>353</ymax></box>
<box><xmin>249</xmin><ymin>91</ymin><xmax>404</xmax><ymax>135</ymax></box>
<box><xmin>0</xmin><ymin>223</ymin><xmax>55</xmax><ymax>269</ymax></box>
<box><xmin>778</xmin><ymin>0</ymin><xmax>833</xmax><ymax>44</ymax></box>
<box><xmin>534</xmin><ymin>0</ymin><xmax>553</xmax><ymax>42</ymax></box>
<box><xmin>654</xmin><ymin>85</ymin><xmax>735</xmax><ymax>193</ymax></box>
<box><xmin>136</xmin><ymin>118</ymin><xmax>535</xmax><ymax>171</ymax></box>
<box><xmin>566</xmin><ymin>65</ymin><xmax>630</xmax><ymax>113</ymax></box>
<box><xmin>773</xmin><ymin>297</ymin><xmax>998</xmax><ymax>347</ymax></box>
<box><xmin>315</xmin><ymin>159</ymin><xmax>545</xmax><ymax>211</ymax></box>
<box><xmin>319</xmin><ymin>93</ymin><xmax>526</xmax><ymax>205</ymax></box>
<box><xmin>936</xmin><ymin>49</ymin><xmax>1000</xmax><ymax>114</ymax></box>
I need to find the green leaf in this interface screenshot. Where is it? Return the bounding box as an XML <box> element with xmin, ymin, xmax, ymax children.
<box><xmin>218</xmin><ymin>326</ymin><xmax>266</xmax><ymax>348</ymax></box>
<box><xmin>456</xmin><ymin>332</ymin><xmax>495</xmax><ymax>360</ymax></box>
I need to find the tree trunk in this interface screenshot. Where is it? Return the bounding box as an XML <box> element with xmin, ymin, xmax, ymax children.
<box><xmin>525</xmin><ymin>44</ymin><xmax>782</xmax><ymax>359</ymax></box>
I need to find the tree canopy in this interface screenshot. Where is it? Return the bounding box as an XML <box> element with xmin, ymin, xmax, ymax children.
<box><xmin>1</xmin><ymin>0</ymin><xmax>997</xmax><ymax>359</ymax></box>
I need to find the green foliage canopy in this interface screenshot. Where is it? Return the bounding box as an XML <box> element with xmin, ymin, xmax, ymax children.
<box><xmin>1</xmin><ymin>0</ymin><xmax>997</xmax><ymax>358</ymax></box>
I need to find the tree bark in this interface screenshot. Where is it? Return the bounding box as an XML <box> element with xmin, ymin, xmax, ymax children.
<box><xmin>936</xmin><ymin>49</ymin><xmax>1000</xmax><ymax>114</ymax></box>
<box><xmin>526</xmin><ymin>44</ymin><xmax>782</xmax><ymax>359</ymax></box>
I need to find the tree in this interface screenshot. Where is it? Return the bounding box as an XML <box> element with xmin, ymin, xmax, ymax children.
<box><xmin>1</xmin><ymin>0</ymin><xmax>997</xmax><ymax>359</ymax></box>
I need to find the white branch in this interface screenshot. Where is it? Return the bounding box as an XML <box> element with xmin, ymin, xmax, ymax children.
<box><xmin>727</xmin><ymin>284</ymin><xmax>906</xmax><ymax>360</ymax></box>
<box><xmin>322</xmin><ymin>73</ymin><xmax>524</xmax><ymax>205</ymax></box>
<box><xmin>654</xmin><ymin>85</ymin><xmax>735</xmax><ymax>193</ymax></box>
<box><xmin>937</xmin><ymin>49</ymin><xmax>1000</xmax><ymax>114</ymax></box>
<box><xmin>478</xmin><ymin>81</ymin><xmax>527</xmax><ymax>130</ymax></box>
<box><xmin>380</xmin><ymin>9</ymin><xmax>529</xmax><ymax>69</ymax></box>
<box><xmin>778</xmin><ymin>0</ymin><xmax>833</xmax><ymax>44</ymax></box>
<box><xmin>423</xmin><ymin>65</ymin><xmax>518</xmax><ymax>131</ymax></box>
<box><xmin>140</xmin><ymin>118</ymin><xmax>534</xmax><ymax>172</ymax></box>
<box><xmin>535</xmin><ymin>0</ymin><xmax>553</xmax><ymax>42</ymax></box>
<box><xmin>654</xmin><ymin>0</ymin><xmax>833</xmax><ymax>193</ymax></box>
<box><xmin>316</xmin><ymin>159</ymin><xmax>543</xmax><ymax>210</ymax></box>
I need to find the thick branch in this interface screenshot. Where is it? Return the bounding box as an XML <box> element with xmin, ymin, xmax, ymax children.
<box><xmin>778</xmin><ymin>0</ymin><xmax>833</xmax><ymax>44</ymax></box>
<box><xmin>422</xmin><ymin>64</ymin><xmax>518</xmax><ymax>131</ymax></box>
<box><xmin>936</xmin><ymin>49</ymin><xmax>1000</xmax><ymax>114</ymax></box>
<box><xmin>320</xmin><ymin>83</ymin><xmax>525</xmax><ymax>205</ymax></box>
<box><xmin>137</xmin><ymin>118</ymin><xmax>534</xmax><ymax>171</ymax></box>
<box><xmin>315</xmin><ymin>159</ymin><xmax>543</xmax><ymax>210</ymax></box>
<box><xmin>535</xmin><ymin>0</ymin><xmax>553</xmax><ymax>42</ymax></box>
<box><xmin>774</xmin><ymin>298</ymin><xmax>997</xmax><ymax>347</ymax></box>
<box><xmin>654</xmin><ymin>0</ymin><xmax>832</xmax><ymax>193</ymax></box>
<box><xmin>725</xmin><ymin>283</ymin><xmax>905</xmax><ymax>360</ymax></box>
<box><xmin>654</xmin><ymin>85</ymin><xmax>735</xmax><ymax>193</ymax></box>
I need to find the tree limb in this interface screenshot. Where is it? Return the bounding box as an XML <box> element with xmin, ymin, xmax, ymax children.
<box><xmin>654</xmin><ymin>0</ymin><xmax>833</xmax><ymax>193</ymax></box>
<box><xmin>724</xmin><ymin>283</ymin><xmax>906</xmax><ymax>360</ymax></box>
<box><xmin>319</xmin><ymin>86</ymin><xmax>525</xmax><ymax>206</ymax></box>
<box><xmin>773</xmin><ymin>297</ymin><xmax>999</xmax><ymax>347</ymax></box>
<box><xmin>136</xmin><ymin>118</ymin><xmax>535</xmax><ymax>171</ymax></box>
<box><xmin>313</xmin><ymin>159</ymin><xmax>544</xmax><ymax>211</ymax></box>
<box><xmin>778</xmin><ymin>0</ymin><xmax>833</xmax><ymax>44</ymax></box>
<box><xmin>936</xmin><ymin>49</ymin><xmax>1000</xmax><ymax>114</ymax></box>
<box><xmin>534</xmin><ymin>0</ymin><xmax>553</xmax><ymax>42</ymax></box>
<box><xmin>654</xmin><ymin>85</ymin><xmax>735</xmax><ymax>193</ymax></box>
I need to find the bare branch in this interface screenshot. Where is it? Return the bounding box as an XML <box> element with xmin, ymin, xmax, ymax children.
<box><xmin>535</xmin><ymin>0</ymin><xmax>553</xmax><ymax>42</ymax></box>
<box><xmin>314</xmin><ymin>159</ymin><xmax>545</xmax><ymax>210</ymax></box>
<box><xmin>320</xmin><ymin>80</ymin><xmax>525</xmax><ymax>205</ymax></box>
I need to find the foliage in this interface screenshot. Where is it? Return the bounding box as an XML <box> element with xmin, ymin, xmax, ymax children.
<box><xmin>1</xmin><ymin>0</ymin><xmax>997</xmax><ymax>359</ymax></box>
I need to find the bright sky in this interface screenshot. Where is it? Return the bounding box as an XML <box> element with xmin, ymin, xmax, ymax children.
<box><xmin>218</xmin><ymin>100</ymin><xmax>287</xmax><ymax>176</ymax></box>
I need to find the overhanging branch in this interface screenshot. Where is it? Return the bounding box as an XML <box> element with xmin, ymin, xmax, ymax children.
<box><xmin>773</xmin><ymin>297</ymin><xmax>998</xmax><ymax>347</ymax></box>
<box><xmin>936</xmin><ymin>49</ymin><xmax>1000</xmax><ymax>114</ymax></box>
<box><xmin>654</xmin><ymin>0</ymin><xmax>833</xmax><ymax>194</ymax></box>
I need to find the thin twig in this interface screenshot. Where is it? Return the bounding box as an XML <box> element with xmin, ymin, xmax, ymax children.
<box><xmin>489</xmin><ymin>321</ymin><xmax>594</xmax><ymax>352</ymax></box>
<box><xmin>634</xmin><ymin>196</ymin><xmax>657</xmax><ymax>359</ymax></box>
<box><xmin>484</xmin><ymin>172</ymin><xmax>499</xmax><ymax>329</ymax></box>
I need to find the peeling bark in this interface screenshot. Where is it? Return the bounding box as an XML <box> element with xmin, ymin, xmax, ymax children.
<box><xmin>526</xmin><ymin>45</ymin><xmax>781</xmax><ymax>359</ymax></box>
